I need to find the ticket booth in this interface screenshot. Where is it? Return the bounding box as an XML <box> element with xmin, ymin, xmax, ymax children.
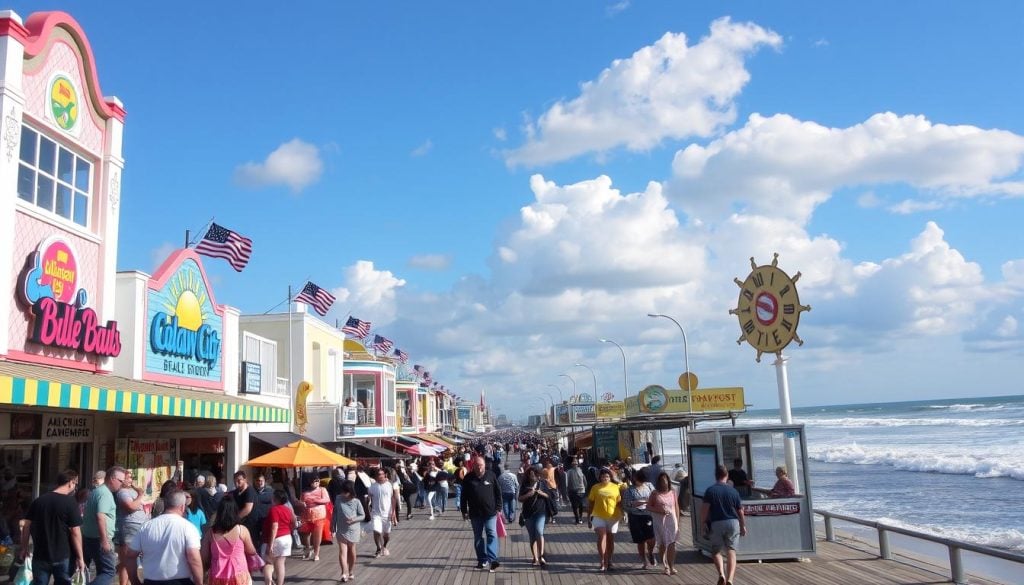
<box><xmin>688</xmin><ymin>424</ymin><xmax>815</xmax><ymax>560</ymax></box>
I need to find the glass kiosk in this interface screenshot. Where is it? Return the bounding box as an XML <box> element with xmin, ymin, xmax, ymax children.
<box><xmin>688</xmin><ymin>424</ymin><xmax>815</xmax><ymax>560</ymax></box>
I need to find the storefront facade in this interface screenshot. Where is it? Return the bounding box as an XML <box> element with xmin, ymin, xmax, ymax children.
<box><xmin>0</xmin><ymin>11</ymin><xmax>287</xmax><ymax>527</ymax></box>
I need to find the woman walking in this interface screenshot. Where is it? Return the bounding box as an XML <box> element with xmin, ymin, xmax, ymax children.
<box><xmin>331</xmin><ymin>480</ymin><xmax>365</xmax><ymax>583</ymax></box>
<box><xmin>586</xmin><ymin>468</ymin><xmax>622</xmax><ymax>572</ymax></box>
<box><xmin>262</xmin><ymin>490</ymin><xmax>293</xmax><ymax>585</ymax></box>
<box><xmin>623</xmin><ymin>469</ymin><xmax>656</xmax><ymax>569</ymax></box>
<box><xmin>201</xmin><ymin>498</ymin><xmax>261</xmax><ymax>585</ymax></box>
<box><xmin>300</xmin><ymin>476</ymin><xmax>330</xmax><ymax>561</ymax></box>
<box><xmin>649</xmin><ymin>472</ymin><xmax>679</xmax><ymax>576</ymax></box>
<box><xmin>396</xmin><ymin>464</ymin><xmax>416</xmax><ymax>520</ymax></box>
<box><xmin>517</xmin><ymin>467</ymin><xmax>551</xmax><ymax>568</ymax></box>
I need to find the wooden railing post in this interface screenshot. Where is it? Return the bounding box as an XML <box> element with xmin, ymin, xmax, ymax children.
<box><xmin>824</xmin><ymin>515</ymin><xmax>835</xmax><ymax>542</ymax></box>
<box><xmin>878</xmin><ymin>528</ymin><xmax>892</xmax><ymax>560</ymax></box>
<box><xmin>949</xmin><ymin>546</ymin><xmax>965</xmax><ymax>584</ymax></box>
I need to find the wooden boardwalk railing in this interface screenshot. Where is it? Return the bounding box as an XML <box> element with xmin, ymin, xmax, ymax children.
<box><xmin>277</xmin><ymin>507</ymin><xmax>1008</xmax><ymax>585</ymax></box>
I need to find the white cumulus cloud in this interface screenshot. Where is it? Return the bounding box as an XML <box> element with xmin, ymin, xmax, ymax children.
<box><xmin>332</xmin><ymin>261</ymin><xmax>407</xmax><ymax>324</ymax></box>
<box><xmin>504</xmin><ymin>18</ymin><xmax>782</xmax><ymax>167</ymax></box>
<box><xmin>234</xmin><ymin>139</ymin><xmax>324</xmax><ymax>193</ymax></box>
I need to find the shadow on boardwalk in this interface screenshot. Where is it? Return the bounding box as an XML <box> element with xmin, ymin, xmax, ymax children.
<box><xmin>277</xmin><ymin>510</ymin><xmax>1002</xmax><ymax>585</ymax></box>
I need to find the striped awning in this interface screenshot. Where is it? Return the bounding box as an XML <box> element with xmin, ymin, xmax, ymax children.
<box><xmin>0</xmin><ymin>360</ymin><xmax>289</xmax><ymax>423</ymax></box>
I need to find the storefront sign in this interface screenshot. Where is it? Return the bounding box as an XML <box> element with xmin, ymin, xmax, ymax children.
<box><xmin>625</xmin><ymin>386</ymin><xmax>746</xmax><ymax>416</ymax></box>
<box><xmin>555</xmin><ymin>404</ymin><xmax>570</xmax><ymax>425</ymax></box>
<box><xmin>240</xmin><ymin>361</ymin><xmax>261</xmax><ymax>394</ymax></box>
<box><xmin>146</xmin><ymin>252</ymin><xmax>224</xmax><ymax>386</ymax></box>
<box><xmin>745</xmin><ymin>502</ymin><xmax>801</xmax><ymax>516</ymax></box>
<box><xmin>43</xmin><ymin>414</ymin><xmax>92</xmax><ymax>441</ymax></box>
<box><xmin>571</xmin><ymin>403</ymin><xmax>596</xmax><ymax>423</ymax></box>
<box><xmin>594</xmin><ymin>427</ymin><xmax>620</xmax><ymax>461</ymax></box>
<box><xmin>19</xmin><ymin>237</ymin><xmax>121</xmax><ymax>357</ymax></box>
<box><xmin>338</xmin><ymin>424</ymin><xmax>356</xmax><ymax>437</ymax></box>
<box><xmin>596</xmin><ymin>401</ymin><xmax>625</xmax><ymax>419</ymax></box>
<box><xmin>49</xmin><ymin>73</ymin><xmax>79</xmax><ymax>132</ymax></box>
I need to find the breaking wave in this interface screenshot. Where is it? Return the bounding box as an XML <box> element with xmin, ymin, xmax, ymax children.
<box><xmin>809</xmin><ymin>443</ymin><xmax>1024</xmax><ymax>481</ymax></box>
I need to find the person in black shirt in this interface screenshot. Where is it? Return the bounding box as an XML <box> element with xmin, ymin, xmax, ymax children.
<box><xmin>21</xmin><ymin>470</ymin><xmax>85</xmax><ymax>585</ymax></box>
<box><xmin>460</xmin><ymin>456</ymin><xmax>502</xmax><ymax>572</ymax></box>
<box><xmin>727</xmin><ymin>459</ymin><xmax>752</xmax><ymax>497</ymax></box>
<box><xmin>233</xmin><ymin>470</ymin><xmax>258</xmax><ymax>535</ymax></box>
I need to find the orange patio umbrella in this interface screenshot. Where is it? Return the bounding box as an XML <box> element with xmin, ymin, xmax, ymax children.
<box><xmin>244</xmin><ymin>439</ymin><xmax>356</xmax><ymax>468</ymax></box>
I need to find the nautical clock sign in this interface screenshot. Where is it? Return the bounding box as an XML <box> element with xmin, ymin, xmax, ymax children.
<box><xmin>730</xmin><ymin>253</ymin><xmax>811</xmax><ymax>362</ymax></box>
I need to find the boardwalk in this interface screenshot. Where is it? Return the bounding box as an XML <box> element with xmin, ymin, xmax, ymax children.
<box><xmin>278</xmin><ymin>508</ymin><xmax>1005</xmax><ymax>585</ymax></box>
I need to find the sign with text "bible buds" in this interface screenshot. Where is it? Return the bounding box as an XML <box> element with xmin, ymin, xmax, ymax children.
<box><xmin>19</xmin><ymin>236</ymin><xmax>121</xmax><ymax>357</ymax></box>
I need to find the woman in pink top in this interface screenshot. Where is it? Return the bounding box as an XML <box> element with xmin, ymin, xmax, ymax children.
<box><xmin>300</xmin><ymin>476</ymin><xmax>331</xmax><ymax>561</ymax></box>
<box><xmin>648</xmin><ymin>472</ymin><xmax>679</xmax><ymax>576</ymax></box>
<box><xmin>201</xmin><ymin>498</ymin><xmax>262</xmax><ymax>585</ymax></box>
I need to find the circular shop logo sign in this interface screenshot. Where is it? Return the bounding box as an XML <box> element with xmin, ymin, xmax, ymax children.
<box><xmin>50</xmin><ymin>75</ymin><xmax>79</xmax><ymax>131</ymax></box>
<box><xmin>641</xmin><ymin>385</ymin><xmax>668</xmax><ymax>413</ymax></box>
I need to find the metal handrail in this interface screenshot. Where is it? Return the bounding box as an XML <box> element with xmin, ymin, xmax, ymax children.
<box><xmin>814</xmin><ymin>508</ymin><xmax>1024</xmax><ymax>585</ymax></box>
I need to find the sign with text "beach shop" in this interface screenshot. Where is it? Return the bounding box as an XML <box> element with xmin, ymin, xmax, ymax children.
<box><xmin>145</xmin><ymin>251</ymin><xmax>224</xmax><ymax>388</ymax></box>
<box><xmin>18</xmin><ymin>237</ymin><xmax>121</xmax><ymax>357</ymax></box>
<box><xmin>625</xmin><ymin>386</ymin><xmax>746</xmax><ymax>417</ymax></box>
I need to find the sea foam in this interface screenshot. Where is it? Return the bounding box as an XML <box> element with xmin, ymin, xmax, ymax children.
<box><xmin>809</xmin><ymin>443</ymin><xmax>1024</xmax><ymax>481</ymax></box>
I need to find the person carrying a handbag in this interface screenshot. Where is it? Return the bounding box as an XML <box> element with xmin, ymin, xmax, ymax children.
<box><xmin>200</xmin><ymin>497</ymin><xmax>262</xmax><ymax>585</ymax></box>
<box><xmin>517</xmin><ymin>468</ymin><xmax>550</xmax><ymax>568</ymax></box>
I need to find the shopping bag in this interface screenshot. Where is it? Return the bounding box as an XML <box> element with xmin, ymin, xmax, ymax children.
<box><xmin>71</xmin><ymin>568</ymin><xmax>87</xmax><ymax>585</ymax></box>
<box><xmin>496</xmin><ymin>513</ymin><xmax>507</xmax><ymax>538</ymax></box>
<box><xmin>13</xmin><ymin>556</ymin><xmax>31</xmax><ymax>585</ymax></box>
<box><xmin>246</xmin><ymin>552</ymin><xmax>266</xmax><ymax>573</ymax></box>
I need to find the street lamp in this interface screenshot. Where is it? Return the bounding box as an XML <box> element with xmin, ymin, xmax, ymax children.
<box><xmin>574</xmin><ymin>363</ymin><xmax>598</xmax><ymax>397</ymax></box>
<box><xmin>557</xmin><ymin>374</ymin><xmax>576</xmax><ymax>401</ymax></box>
<box><xmin>599</xmin><ymin>338</ymin><xmax>629</xmax><ymax>401</ymax></box>
<box><xmin>548</xmin><ymin>383</ymin><xmax>564</xmax><ymax>404</ymax></box>
<box><xmin>649</xmin><ymin>312</ymin><xmax>692</xmax><ymax>413</ymax></box>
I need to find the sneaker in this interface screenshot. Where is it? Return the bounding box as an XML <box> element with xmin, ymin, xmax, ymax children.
<box><xmin>476</xmin><ymin>562</ymin><xmax>489</xmax><ymax>570</ymax></box>
<box><xmin>382</xmin><ymin>548</ymin><xmax>390</xmax><ymax>556</ymax></box>
<box><xmin>489</xmin><ymin>561</ymin><xmax>501</xmax><ymax>572</ymax></box>
<box><xmin>429</xmin><ymin>515</ymin><xmax>435</xmax><ymax>520</ymax></box>
<box><xmin>374</xmin><ymin>550</ymin><xmax>382</xmax><ymax>558</ymax></box>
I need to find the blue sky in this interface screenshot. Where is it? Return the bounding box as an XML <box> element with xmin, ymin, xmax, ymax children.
<box><xmin>18</xmin><ymin>2</ymin><xmax>1024</xmax><ymax>419</ymax></box>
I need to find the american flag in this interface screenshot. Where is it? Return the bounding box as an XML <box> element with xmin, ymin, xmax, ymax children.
<box><xmin>294</xmin><ymin>281</ymin><xmax>335</xmax><ymax>316</ymax></box>
<box><xmin>341</xmin><ymin>316</ymin><xmax>371</xmax><ymax>338</ymax></box>
<box><xmin>412</xmin><ymin>364</ymin><xmax>425</xmax><ymax>377</ymax></box>
<box><xmin>394</xmin><ymin>348</ymin><xmax>409</xmax><ymax>363</ymax></box>
<box><xmin>193</xmin><ymin>222</ymin><xmax>253</xmax><ymax>272</ymax></box>
<box><xmin>372</xmin><ymin>334</ymin><xmax>394</xmax><ymax>354</ymax></box>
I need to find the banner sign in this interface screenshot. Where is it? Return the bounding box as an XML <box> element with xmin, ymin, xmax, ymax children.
<box><xmin>555</xmin><ymin>404</ymin><xmax>570</xmax><ymax>425</ymax></box>
<box><xmin>745</xmin><ymin>502</ymin><xmax>801</xmax><ymax>516</ymax></box>
<box><xmin>595</xmin><ymin>401</ymin><xmax>625</xmax><ymax>419</ymax></box>
<box><xmin>625</xmin><ymin>386</ymin><xmax>746</xmax><ymax>416</ymax></box>
<box><xmin>145</xmin><ymin>251</ymin><xmax>224</xmax><ymax>387</ymax></box>
<box><xmin>19</xmin><ymin>237</ymin><xmax>121</xmax><ymax>357</ymax></box>
<box><xmin>571</xmin><ymin>403</ymin><xmax>595</xmax><ymax>423</ymax></box>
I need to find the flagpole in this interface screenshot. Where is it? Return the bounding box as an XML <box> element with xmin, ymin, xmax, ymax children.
<box><xmin>184</xmin><ymin>230</ymin><xmax>190</xmax><ymax>249</ymax></box>
<box><xmin>185</xmin><ymin>217</ymin><xmax>216</xmax><ymax>248</ymax></box>
<box><xmin>288</xmin><ymin>285</ymin><xmax>294</xmax><ymax>433</ymax></box>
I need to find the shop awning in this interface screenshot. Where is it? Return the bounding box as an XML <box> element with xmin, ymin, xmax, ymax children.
<box><xmin>251</xmin><ymin>432</ymin><xmax>313</xmax><ymax>449</ymax></box>
<box><xmin>334</xmin><ymin>440</ymin><xmax>409</xmax><ymax>459</ymax></box>
<box><xmin>0</xmin><ymin>360</ymin><xmax>290</xmax><ymax>423</ymax></box>
<box><xmin>415</xmin><ymin>433</ymin><xmax>456</xmax><ymax>448</ymax></box>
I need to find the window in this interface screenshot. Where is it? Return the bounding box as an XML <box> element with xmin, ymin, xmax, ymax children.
<box><xmin>18</xmin><ymin>125</ymin><xmax>92</xmax><ymax>227</ymax></box>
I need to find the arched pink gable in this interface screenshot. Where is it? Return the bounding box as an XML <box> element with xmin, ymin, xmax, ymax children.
<box><xmin>7</xmin><ymin>11</ymin><xmax>126</xmax><ymax>122</ymax></box>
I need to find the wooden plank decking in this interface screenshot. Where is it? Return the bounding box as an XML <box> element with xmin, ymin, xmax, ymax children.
<box><xmin>279</xmin><ymin>508</ymin><xmax>1005</xmax><ymax>585</ymax></box>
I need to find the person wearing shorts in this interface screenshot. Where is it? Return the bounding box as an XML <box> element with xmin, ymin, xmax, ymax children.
<box><xmin>586</xmin><ymin>468</ymin><xmax>622</xmax><ymax>572</ymax></box>
<box><xmin>331</xmin><ymin>481</ymin><xmax>364</xmax><ymax>584</ymax></box>
<box><xmin>700</xmin><ymin>465</ymin><xmax>747</xmax><ymax>585</ymax></box>
<box><xmin>263</xmin><ymin>490</ymin><xmax>294</xmax><ymax>585</ymax></box>
<box><xmin>623</xmin><ymin>469</ymin><xmax>656</xmax><ymax>569</ymax></box>
<box><xmin>368</xmin><ymin>468</ymin><xmax>399</xmax><ymax>558</ymax></box>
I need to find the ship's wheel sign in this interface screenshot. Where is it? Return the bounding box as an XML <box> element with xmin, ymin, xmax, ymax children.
<box><xmin>601</xmin><ymin>392</ymin><xmax>615</xmax><ymax>402</ymax></box>
<box><xmin>729</xmin><ymin>253</ymin><xmax>811</xmax><ymax>362</ymax></box>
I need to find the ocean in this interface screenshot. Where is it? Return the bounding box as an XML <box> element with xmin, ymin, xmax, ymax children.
<box><xmin>658</xmin><ymin>394</ymin><xmax>1024</xmax><ymax>555</ymax></box>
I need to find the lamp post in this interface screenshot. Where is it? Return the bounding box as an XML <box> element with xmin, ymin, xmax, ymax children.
<box><xmin>558</xmin><ymin>374</ymin><xmax>576</xmax><ymax>401</ymax></box>
<box><xmin>548</xmin><ymin>383</ymin><xmax>565</xmax><ymax>404</ymax></box>
<box><xmin>574</xmin><ymin>363</ymin><xmax>598</xmax><ymax>396</ymax></box>
<box><xmin>599</xmin><ymin>338</ymin><xmax>629</xmax><ymax>401</ymax></box>
<box><xmin>648</xmin><ymin>312</ymin><xmax>693</xmax><ymax>414</ymax></box>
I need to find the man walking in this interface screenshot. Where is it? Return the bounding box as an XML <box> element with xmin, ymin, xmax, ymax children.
<box><xmin>700</xmin><ymin>465</ymin><xmax>747</xmax><ymax>585</ymax></box>
<box><xmin>83</xmin><ymin>466</ymin><xmax>123</xmax><ymax>585</ymax></box>
<box><xmin>21</xmin><ymin>469</ymin><xmax>85</xmax><ymax>585</ymax></box>
<box><xmin>566</xmin><ymin>459</ymin><xmax>587</xmax><ymax>524</ymax></box>
<box><xmin>368</xmin><ymin>467</ymin><xmax>399</xmax><ymax>557</ymax></box>
<box><xmin>496</xmin><ymin>465</ymin><xmax>519</xmax><ymax>524</ymax></box>
<box><xmin>460</xmin><ymin>456</ymin><xmax>501</xmax><ymax>572</ymax></box>
<box><xmin>251</xmin><ymin>474</ymin><xmax>273</xmax><ymax>547</ymax></box>
<box><xmin>125</xmin><ymin>490</ymin><xmax>202</xmax><ymax>585</ymax></box>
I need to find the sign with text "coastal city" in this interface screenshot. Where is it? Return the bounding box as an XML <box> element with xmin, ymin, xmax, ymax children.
<box><xmin>624</xmin><ymin>386</ymin><xmax>745</xmax><ymax>417</ymax></box>
<box><xmin>19</xmin><ymin>237</ymin><xmax>121</xmax><ymax>358</ymax></box>
<box><xmin>145</xmin><ymin>251</ymin><xmax>224</xmax><ymax>388</ymax></box>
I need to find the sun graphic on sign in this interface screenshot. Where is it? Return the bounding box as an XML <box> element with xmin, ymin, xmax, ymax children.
<box><xmin>161</xmin><ymin>267</ymin><xmax>212</xmax><ymax>331</ymax></box>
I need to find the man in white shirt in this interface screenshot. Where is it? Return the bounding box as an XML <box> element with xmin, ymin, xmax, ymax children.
<box><xmin>368</xmin><ymin>467</ymin><xmax>399</xmax><ymax>558</ymax></box>
<box><xmin>126</xmin><ymin>490</ymin><xmax>202</xmax><ymax>585</ymax></box>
